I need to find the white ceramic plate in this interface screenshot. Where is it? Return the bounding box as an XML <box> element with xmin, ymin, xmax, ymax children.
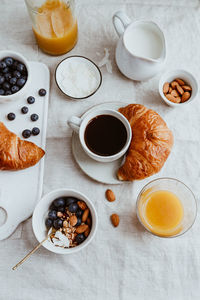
<box><xmin>71</xmin><ymin>102</ymin><xmax>130</xmax><ymax>184</ymax></box>
<box><xmin>0</xmin><ymin>61</ymin><xmax>50</xmax><ymax>240</ymax></box>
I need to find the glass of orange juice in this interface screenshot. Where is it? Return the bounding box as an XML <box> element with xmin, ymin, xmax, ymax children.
<box><xmin>25</xmin><ymin>0</ymin><xmax>78</xmax><ymax>55</ymax></box>
<box><xmin>137</xmin><ymin>178</ymin><xmax>197</xmax><ymax>238</ymax></box>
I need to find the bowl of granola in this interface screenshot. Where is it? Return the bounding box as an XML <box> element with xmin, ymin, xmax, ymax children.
<box><xmin>32</xmin><ymin>188</ymin><xmax>98</xmax><ymax>254</ymax></box>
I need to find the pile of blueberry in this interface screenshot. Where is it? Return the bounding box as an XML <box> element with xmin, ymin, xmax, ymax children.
<box><xmin>46</xmin><ymin>196</ymin><xmax>92</xmax><ymax>246</ymax></box>
<box><xmin>0</xmin><ymin>57</ymin><xmax>28</xmax><ymax>96</ymax></box>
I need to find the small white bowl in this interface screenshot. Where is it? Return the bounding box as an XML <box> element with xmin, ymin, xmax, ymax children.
<box><xmin>32</xmin><ymin>188</ymin><xmax>98</xmax><ymax>254</ymax></box>
<box><xmin>0</xmin><ymin>50</ymin><xmax>31</xmax><ymax>104</ymax></box>
<box><xmin>55</xmin><ymin>55</ymin><xmax>102</xmax><ymax>100</ymax></box>
<box><xmin>159</xmin><ymin>69</ymin><xmax>198</xmax><ymax>107</ymax></box>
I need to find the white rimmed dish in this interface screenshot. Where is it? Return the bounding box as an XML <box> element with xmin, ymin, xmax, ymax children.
<box><xmin>32</xmin><ymin>188</ymin><xmax>98</xmax><ymax>254</ymax></box>
<box><xmin>0</xmin><ymin>50</ymin><xmax>31</xmax><ymax>103</ymax></box>
<box><xmin>68</xmin><ymin>109</ymin><xmax>132</xmax><ymax>163</ymax></box>
<box><xmin>159</xmin><ymin>69</ymin><xmax>198</xmax><ymax>107</ymax></box>
<box><xmin>55</xmin><ymin>56</ymin><xmax>102</xmax><ymax>100</ymax></box>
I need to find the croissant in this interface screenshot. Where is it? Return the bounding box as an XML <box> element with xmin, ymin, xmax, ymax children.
<box><xmin>117</xmin><ymin>104</ymin><xmax>173</xmax><ymax>181</ymax></box>
<box><xmin>0</xmin><ymin>122</ymin><xmax>45</xmax><ymax>170</ymax></box>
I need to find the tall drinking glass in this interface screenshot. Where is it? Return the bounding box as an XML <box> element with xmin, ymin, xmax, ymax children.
<box><xmin>25</xmin><ymin>0</ymin><xmax>78</xmax><ymax>55</ymax></box>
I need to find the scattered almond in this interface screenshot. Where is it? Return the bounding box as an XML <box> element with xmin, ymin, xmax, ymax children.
<box><xmin>69</xmin><ymin>215</ymin><xmax>77</xmax><ymax>226</ymax></box>
<box><xmin>176</xmin><ymin>84</ymin><xmax>184</xmax><ymax>95</ymax></box>
<box><xmin>175</xmin><ymin>78</ymin><xmax>185</xmax><ymax>86</ymax></box>
<box><xmin>181</xmin><ymin>92</ymin><xmax>191</xmax><ymax>103</ymax></box>
<box><xmin>110</xmin><ymin>214</ymin><xmax>120</xmax><ymax>227</ymax></box>
<box><xmin>163</xmin><ymin>82</ymin><xmax>169</xmax><ymax>94</ymax></box>
<box><xmin>106</xmin><ymin>189</ymin><xmax>116</xmax><ymax>202</ymax></box>
<box><xmin>76</xmin><ymin>224</ymin><xmax>89</xmax><ymax>234</ymax></box>
<box><xmin>77</xmin><ymin>200</ymin><xmax>87</xmax><ymax>210</ymax></box>
<box><xmin>63</xmin><ymin>220</ymin><xmax>68</xmax><ymax>228</ymax></box>
<box><xmin>57</xmin><ymin>212</ymin><xmax>63</xmax><ymax>218</ymax></box>
<box><xmin>182</xmin><ymin>85</ymin><xmax>192</xmax><ymax>91</ymax></box>
<box><xmin>82</xmin><ymin>208</ymin><xmax>89</xmax><ymax>222</ymax></box>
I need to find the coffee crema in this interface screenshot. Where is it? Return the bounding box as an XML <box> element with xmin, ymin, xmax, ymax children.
<box><xmin>84</xmin><ymin>114</ymin><xmax>127</xmax><ymax>156</ymax></box>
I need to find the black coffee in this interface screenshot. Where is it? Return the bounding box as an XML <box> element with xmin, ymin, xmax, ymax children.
<box><xmin>84</xmin><ymin>114</ymin><xmax>127</xmax><ymax>156</ymax></box>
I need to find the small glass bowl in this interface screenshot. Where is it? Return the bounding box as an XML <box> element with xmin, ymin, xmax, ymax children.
<box><xmin>136</xmin><ymin>177</ymin><xmax>197</xmax><ymax>238</ymax></box>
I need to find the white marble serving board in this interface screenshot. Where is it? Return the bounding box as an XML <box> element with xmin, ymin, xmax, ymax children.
<box><xmin>0</xmin><ymin>61</ymin><xmax>49</xmax><ymax>240</ymax></box>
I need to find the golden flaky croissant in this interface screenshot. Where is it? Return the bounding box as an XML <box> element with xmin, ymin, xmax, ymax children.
<box><xmin>0</xmin><ymin>122</ymin><xmax>45</xmax><ymax>170</ymax></box>
<box><xmin>117</xmin><ymin>104</ymin><xmax>173</xmax><ymax>181</ymax></box>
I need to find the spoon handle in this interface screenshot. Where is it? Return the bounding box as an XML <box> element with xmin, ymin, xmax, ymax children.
<box><xmin>12</xmin><ymin>235</ymin><xmax>49</xmax><ymax>270</ymax></box>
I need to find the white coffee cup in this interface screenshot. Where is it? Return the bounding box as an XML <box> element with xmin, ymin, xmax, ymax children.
<box><xmin>68</xmin><ymin>109</ymin><xmax>132</xmax><ymax>163</ymax></box>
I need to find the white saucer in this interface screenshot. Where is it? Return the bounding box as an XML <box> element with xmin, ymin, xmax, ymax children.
<box><xmin>72</xmin><ymin>102</ymin><xmax>129</xmax><ymax>184</ymax></box>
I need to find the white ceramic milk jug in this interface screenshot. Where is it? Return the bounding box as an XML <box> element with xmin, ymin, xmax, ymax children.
<box><xmin>113</xmin><ymin>11</ymin><xmax>166</xmax><ymax>81</ymax></box>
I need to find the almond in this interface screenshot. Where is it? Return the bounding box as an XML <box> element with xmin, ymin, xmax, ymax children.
<box><xmin>110</xmin><ymin>214</ymin><xmax>120</xmax><ymax>227</ymax></box>
<box><xmin>171</xmin><ymin>89</ymin><xmax>179</xmax><ymax>97</ymax></box>
<box><xmin>86</xmin><ymin>217</ymin><xmax>92</xmax><ymax>226</ymax></box>
<box><xmin>163</xmin><ymin>82</ymin><xmax>169</xmax><ymax>94</ymax></box>
<box><xmin>82</xmin><ymin>208</ymin><xmax>89</xmax><ymax>223</ymax></box>
<box><xmin>69</xmin><ymin>215</ymin><xmax>77</xmax><ymax>226</ymax></box>
<box><xmin>84</xmin><ymin>227</ymin><xmax>90</xmax><ymax>237</ymax></box>
<box><xmin>182</xmin><ymin>85</ymin><xmax>192</xmax><ymax>92</ymax></box>
<box><xmin>176</xmin><ymin>84</ymin><xmax>184</xmax><ymax>95</ymax></box>
<box><xmin>181</xmin><ymin>92</ymin><xmax>191</xmax><ymax>103</ymax></box>
<box><xmin>57</xmin><ymin>212</ymin><xmax>63</xmax><ymax>218</ymax></box>
<box><xmin>105</xmin><ymin>189</ymin><xmax>116</xmax><ymax>202</ymax></box>
<box><xmin>171</xmin><ymin>81</ymin><xmax>178</xmax><ymax>89</ymax></box>
<box><xmin>165</xmin><ymin>94</ymin><xmax>178</xmax><ymax>103</ymax></box>
<box><xmin>76</xmin><ymin>224</ymin><xmax>89</xmax><ymax>234</ymax></box>
<box><xmin>169</xmin><ymin>87</ymin><xmax>172</xmax><ymax>93</ymax></box>
<box><xmin>77</xmin><ymin>200</ymin><xmax>87</xmax><ymax>210</ymax></box>
<box><xmin>175</xmin><ymin>78</ymin><xmax>185</xmax><ymax>86</ymax></box>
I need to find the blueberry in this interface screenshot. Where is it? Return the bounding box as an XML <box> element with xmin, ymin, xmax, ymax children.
<box><xmin>32</xmin><ymin>127</ymin><xmax>40</xmax><ymax>136</ymax></box>
<box><xmin>48</xmin><ymin>210</ymin><xmax>57</xmax><ymax>220</ymax></box>
<box><xmin>0</xmin><ymin>61</ymin><xmax>6</xmax><ymax>69</ymax></box>
<box><xmin>21</xmin><ymin>75</ymin><xmax>27</xmax><ymax>81</ymax></box>
<box><xmin>2</xmin><ymin>67</ymin><xmax>9</xmax><ymax>74</ymax></box>
<box><xmin>59</xmin><ymin>207</ymin><xmax>66</xmax><ymax>213</ymax></box>
<box><xmin>0</xmin><ymin>76</ymin><xmax>4</xmax><ymax>85</ymax></box>
<box><xmin>30</xmin><ymin>113</ymin><xmax>39</xmax><ymax>122</ymax></box>
<box><xmin>65</xmin><ymin>197</ymin><xmax>77</xmax><ymax>207</ymax></box>
<box><xmin>4</xmin><ymin>73</ymin><xmax>12</xmax><ymax>81</ymax></box>
<box><xmin>76</xmin><ymin>217</ymin><xmax>82</xmax><ymax>226</ymax></box>
<box><xmin>21</xmin><ymin>106</ymin><xmax>28</xmax><ymax>114</ymax></box>
<box><xmin>38</xmin><ymin>88</ymin><xmax>46</xmax><ymax>96</ymax></box>
<box><xmin>5</xmin><ymin>90</ymin><xmax>12</xmax><ymax>95</ymax></box>
<box><xmin>13</xmin><ymin>70</ymin><xmax>21</xmax><ymax>79</ymax></box>
<box><xmin>22</xmin><ymin>129</ymin><xmax>31</xmax><ymax>138</ymax></box>
<box><xmin>12</xmin><ymin>60</ymin><xmax>19</xmax><ymax>70</ymax></box>
<box><xmin>11</xmin><ymin>85</ymin><xmax>19</xmax><ymax>94</ymax></box>
<box><xmin>3</xmin><ymin>82</ymin><xmax>10</xmax><ymax>90</ymax></box>
<box><xmin>0</xmin><ymin>89</ymin><xmax>5</xmax><ymax>95</ymax></box>
<box><xmin>75</xmin><ymin>233</ymin><xmax>85</xmax><ymax>244</ymax></box>
<box><xmin>10</xmin><ymin>77</ymin><xmax>17</xmax><ymax>85</ymax></box>
<box><xmin>76</xmin><ymin>208</ymin><xmax>83</xmax><ymax>218</ymax></box>
<box><xmin>53</xmin><ymin>198</ymin><xmax>66</xmax><ymax>208</ymax></box>
<box><xmin>7</xmin><ymin>113</ymin><xmax>16</xmax><ymax>121</ymax></box>
<box><xmin>17</xmin><ymin>78</ymin><xmax>26</xmax><ymax>87</ymax></box>
<box><xmin>68</xmin><ymin>202</ymin><xmax>79</xmax><ymax>213</ymax></box>
<box><xmin>17</xmin><ymin>63</ymin><xmax>26</xmax><ymax>73</ymax></box>
<box><xmin>4</xmin><ymin>57</ymin><xmax>13</xmax><ymax>67</ymax></box>
<box><xmin>53</xmin><ymin>218</ymin><xmax>63</xmax><ymax>229</ymax></box>
<box><xmin>45</xmin><ymin>218</ymin><xmax>53</xmax><ymax>229</ymax></box>
<box><xmin>27</xmin><ymin>96</ymin><xmax>35</xmax><ymax>104</ymax></box>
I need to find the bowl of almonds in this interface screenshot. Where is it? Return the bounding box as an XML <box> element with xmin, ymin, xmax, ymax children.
<box><xmin>159</xmin><ymin>69</ymin><xmax>198</xmax><ymax>107</ymax></box>
<box><xmin>32</xmin><ymin>188</ymin><xmax>98</xmax><ymax>254</ymax></box>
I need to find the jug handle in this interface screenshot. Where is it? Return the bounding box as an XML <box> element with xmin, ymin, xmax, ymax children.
<box><xmin>113</xmin><ymin>11</ymin><xmax>131</xmax><ymax>37</ymax></box>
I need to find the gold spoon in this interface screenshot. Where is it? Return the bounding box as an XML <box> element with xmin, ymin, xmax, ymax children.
<box><xmin>12</xmin><ymin>229</ymin><xmax>55</xmax><ymax>271</ymax></box>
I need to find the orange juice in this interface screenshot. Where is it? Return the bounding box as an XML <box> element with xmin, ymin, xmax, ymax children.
<box><xmin>138</xmin><ymin>189</ymin><xmax>184</xmax><ymax>237</ymax></box>
<box><xmin>33</xmin><ymin>0</ymin><xmax>78</xmax><ymax>55</ymax></box>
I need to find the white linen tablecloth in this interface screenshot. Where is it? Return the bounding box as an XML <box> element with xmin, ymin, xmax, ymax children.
<box><xmin>1</xmin><ymin>0</ymin><xmax>200</xmax><ymax>299</ymax></box>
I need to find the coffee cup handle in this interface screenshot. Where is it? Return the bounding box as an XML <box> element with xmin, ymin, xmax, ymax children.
<box><xmin>113</xmin><ymin>11</ymin><xmax>131</xmax><ymax>37</ymax></box>
<box><xmin>68</xmin><ymin>116</ymin><xmax>82</xmax><ymax>133</ymax></box>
